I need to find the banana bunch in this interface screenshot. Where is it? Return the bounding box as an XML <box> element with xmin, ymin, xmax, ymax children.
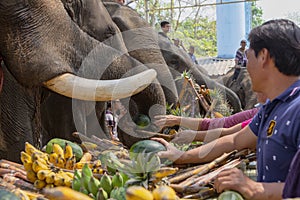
<box><xmin>126</xmin><ymin>185</ymin><xmax>179</xmax><ymax>200</ymax></box>
<box><xmin>48</xmin><ymin>143</ymin><xmax>76</xmax><ymax>170</ymax></box>
<box><xmin>21</xmin><ymin>142</ymin><xmax>74</xmax><ymax>189</ymax></box>
<box><xmin>72</xmin><ymin>163</ymin><xmax>125</xmax><ymax>199</ymax></box>
<box><xmin>73</xmin><ymin>152</ymin><xmax>104</xmax><ymax>175</ymax></box>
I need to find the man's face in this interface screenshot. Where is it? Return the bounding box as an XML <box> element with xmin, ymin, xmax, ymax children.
<box><xmin>246</xmin><ymin>48</ymin><xmax>264</xmax><ymax>92</ymax></box>
<box><xmin>162</xmin><ymin>24</ymin><xmax>171</xmax><ymax>33</ymax></box>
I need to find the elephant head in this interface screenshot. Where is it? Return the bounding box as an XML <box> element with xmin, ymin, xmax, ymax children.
<box><xmin>0</xmin><ymin>0</ymin><xmax>164</xmax><ymax>161</ymax></box>
<box><xmin>158</xmin><ymin>35</ymin><xmax>242</xmax><ymax>113</ymax></box>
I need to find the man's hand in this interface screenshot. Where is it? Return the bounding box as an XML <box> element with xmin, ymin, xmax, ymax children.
<box><xmin>151</xmin><ymin>138</ymin><xmax>184</xmax><ymax>162</ymax></box>
<box><xmin>214</xmin><ymin>168</ymin><xmax>255</xmax><ymax>199</ymax></box>
<box><xmin>171</xmin><ymin>130</ymin><xmax>197</xmax><ymax>144</ymax></box>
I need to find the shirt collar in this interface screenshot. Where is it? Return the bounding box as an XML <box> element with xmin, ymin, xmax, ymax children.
<box><xmin>274</xmin><ymin>79</ymin><xmax>300</xmax><ymax>102</ymax></box>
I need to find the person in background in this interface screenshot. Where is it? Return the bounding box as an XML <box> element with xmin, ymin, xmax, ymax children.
<box><xmin>153</xmin><ymin>19</ymin><xmax>300</xmax><ymax>199</ymax></box>
<box><xmin>188</xmin><ymin>45</ymin><xmax>198</xmax><ymax>64</ymax></box>
<box><xmin>158</xmin><ymin>21</ymin><xmax>171</xmax><ymax>41</ymax></box>
<box><xmin>173</xmin><ymin>38</ymin><xmax>187</xmax><ymax>51</ymax></box>
<box><xmin>232</xmin><ymin>39</ymin><xmax>248</xmax><ymax>81</ymax></box>
<box><xmin>105</xmin><ymin>100</ymin><xmax>127</xmax><ymax>141</ymax></box>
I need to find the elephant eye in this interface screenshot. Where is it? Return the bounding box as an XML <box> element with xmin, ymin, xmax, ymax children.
<box><xmin>105</xmin><ymin>25</ymin><xmax>117</xmax><ymax>39</ymax></box>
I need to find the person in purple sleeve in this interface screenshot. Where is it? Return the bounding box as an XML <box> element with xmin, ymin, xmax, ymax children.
<box><xmin>153</xmin><ymin>19</ymin><xmax>300</xmax><ymax>199</ymax></box>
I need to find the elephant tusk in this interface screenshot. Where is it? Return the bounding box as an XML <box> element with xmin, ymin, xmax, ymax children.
<box><xmin>43</xmin><ymin>69</ymin><xmax>157</xmax><ymax>101</ymax></box>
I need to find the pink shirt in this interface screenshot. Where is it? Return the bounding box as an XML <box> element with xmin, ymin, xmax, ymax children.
<box><xmin>201</xmin><ymin>107</ymin><xmax>259</xmax><ymax>130</ymax></box>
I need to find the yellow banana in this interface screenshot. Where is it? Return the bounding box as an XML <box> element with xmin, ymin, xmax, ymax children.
<box><xmin>20</xmin><ymin>151</ymin><xmax>32</xmax><ymax>164</ymax></box>
<box><xmin>32</xmin><ymin>160</ymin><xmax>50</xmax><ymax>173</ymax></box>
<box><xmin>55</xmin><ymin>154</ymin><xmax>65</xmax><ymax>168</ymax></box>
<box><xmin>65</xmin><ymin>155</ymin><xmax>76</xmax><ymax>170</ymax></box>
<box><xmin>79</xmin><ymin>152</ymin><xmax>92</xmax><ymax>163</ymax></box>
<box><xmin>23</xmin><ymin>159</ymin><xmax>33</xmax><ymax>171</ymax></box>
<box><xmin>92</xmin><ymin>168</ymin><xmax>104</xmax><ymax>174</ymax></box>
<box><xmin>37</xmin><ymin>169</ymin><xmax>52</xmax><ymax>181</ymax></box>
<box><xmin>54</xmin><ymin>173</ymin><xmax>65</xmax><ymax>186</ymax></box>
<box><xmin>58</xmin><ymin>171</ymin><xmax>73</xmax><ymax>187</ymax></box>
<box><xmin>151</xmin><ymin>167</ymin><xmax>178</xmax><ymax>180</ymax></box>
<box><xmin>64</xmin><ymin>171</ymin><xmax>74</xmax><ymax>179</ymax></box>
<box><xmin>34</xmin><ymin>179</ymin><xmax>47</xmax><ymax>189</ymax></box>
<box><xmin>26</xmin><ymin>169</ymin><xmax>38</xmax><ymax>183</ymax></box>
<box><xmin>25</xmin><ymin>142</ymin><xmax>40</xmax><ymax>156</ymax></box>
<box><xmin>44</xmin><ymin>186</ymin><xmax>94</xmax><ymax>200</ymax></box>
<box><xmin>152</xmin><ymin>185</ymin><xmax>178</xmax><ymax>200</ymax></box>
<box><xmin>45</xmin><ymin>184</ymin><xmax>55</xmax><ymax>189</ymax></box>
<box><xmin>64</xmin><ymin>143</ymin><xmax>73</xmax><ymax>160</ymax></box>
<box><xmin>45</xmin><ymin>172</ymin><xmax>56</xmax><ymax>184</ymax></box>
<box><xmin>52</xmin><ymin>143</ymin><xmax>64</xmax><ymax>159</ymax></box>
<box><xmin>31</xmin><ymin>152</ymin><xmax>49</xmax><ymax>165</ymax></box>
<box><xmin>49</xmin><ymin>152</ymin><xmax>58</xmax><ymax>164</ymax></box>
<box><xmin>126</xmin><ymin>186</ymin><xmax>153</xmax><ymax>200</ymax></box>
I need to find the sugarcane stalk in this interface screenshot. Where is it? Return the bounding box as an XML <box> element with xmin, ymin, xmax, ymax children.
<box><xmin>178</xmin><ymin>150</ymin><xmax>238</xmax><ymax>186</ymax></box>
<box><xmin>182</xmin><ymin>187</ymin><xmax>216</xmax><ymax>199</ymax></box>
<box><xmin>169</xmin><ymin>150</ymin><xmax>237</xmax><ymax>184</ymax></box>
<box><xmin>0</xmin><ymin>161</ymin><xmax>27</xmax><ymax>176</ymax></box>
<box><xmin>3</xmin><ymin>174</ymin><xmax>37</xmax><ymax>191</ymax></box>
<box><xmin>186</xmin><ymin>78</ymin><xmax>210</xmax><ymax>112</ymax></box>
<box><xmin>0</xmin><ymin>159</ymin><xmax>24</xmax><ymax>169</ymax></box>
<box><xmin>178</xmin><ymin>77</ymin><xmax>190</xmax><ymax>106</ymax></box>
<box><xmin>190</xmin><ymin>158</ymin><xmax>242</xmax><ymax>188</ymax></box>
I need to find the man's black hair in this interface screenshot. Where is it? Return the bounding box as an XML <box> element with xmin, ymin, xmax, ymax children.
<box><xmin>248</xmin><ymin>19</ymin><xmax>300</xmax><ymax>76</ymax></box>
<box><xmin>160</xmin><ymin>21</ymin><xmax>170</xmax><ymax>28</ymax></box>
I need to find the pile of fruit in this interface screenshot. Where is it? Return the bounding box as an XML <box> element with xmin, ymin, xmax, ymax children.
<box><xmin>0</xmin><ymin>136</ymin><xmax>250</xmax><ymax>200</ymax></box>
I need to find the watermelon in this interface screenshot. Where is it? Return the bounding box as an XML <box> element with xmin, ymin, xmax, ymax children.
<box><xmin>129</xmin><ymin>140</ymin><xmax>166</xmax><ymax>158</ymax></box>
<box><xmin>133</xmin><ymin>114</ymin><xmax>151</xmax><ymax>129</ymax></box>
<box><xmin>218</xmin><ymin>190</ymin><xmax>244</xmax><ymax>200</ymax></box>
<box><xmin>0</xmin><ymin>189</ymin><xmax>20</xmax><ymax>200</ymax></box>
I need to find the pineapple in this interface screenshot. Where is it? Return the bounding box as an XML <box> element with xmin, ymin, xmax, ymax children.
<box><xmin>119</xmin><ymin>151</ymin><xmax>161</xmax><ymax>189</ymax></box>
<box><xmin>209</xmin><ymin>88</ymin><xmax>233</xmax><ymax>117</ymax></box>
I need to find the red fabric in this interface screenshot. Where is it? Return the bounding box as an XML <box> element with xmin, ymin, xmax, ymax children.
<box><xmin>241</xmin><ymin>118</ymin><xmax>252</xmax><ymax>129</ymax></box>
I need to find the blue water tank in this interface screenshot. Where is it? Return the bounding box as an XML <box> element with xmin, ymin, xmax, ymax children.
<box><xmin>216</xmin><ymin>0</ymin><xmax>246</xmax><ymax>58</ymax></box>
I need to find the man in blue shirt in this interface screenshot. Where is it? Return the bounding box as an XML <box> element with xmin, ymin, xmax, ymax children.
<box><xmin>153</xmin><ymin>19</ymin><xmax>300</xmax><ymax>199</ymax></box>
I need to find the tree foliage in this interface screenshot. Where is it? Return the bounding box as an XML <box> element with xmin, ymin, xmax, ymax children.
<box><xmin>132</xmin><ymin>0</ymin><xmax>262</xmax><ymax>58</ymax></box>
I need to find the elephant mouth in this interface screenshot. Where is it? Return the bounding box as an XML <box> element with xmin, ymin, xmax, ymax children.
<box><xmin>43</xmin><ymin>69</ymin><xmax>157</xmax><ymax>101</ymax></box>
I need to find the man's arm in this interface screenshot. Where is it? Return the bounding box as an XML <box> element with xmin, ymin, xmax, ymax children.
<box><xmin>156</xmin><ymin>126</ymin><xmax>257</xmax><ymax>164</ymax></box>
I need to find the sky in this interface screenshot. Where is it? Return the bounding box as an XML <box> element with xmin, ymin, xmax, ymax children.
<box><xmin>257</xmin><ymin>0</ymin><xmax>300</xmax><ymax>21</ymax></box>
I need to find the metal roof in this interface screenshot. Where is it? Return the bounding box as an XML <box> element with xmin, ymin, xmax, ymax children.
<box><xmin>197</xmin><ymin>57</ymin><xmax>235</xmax><ymax>77</ymax></box>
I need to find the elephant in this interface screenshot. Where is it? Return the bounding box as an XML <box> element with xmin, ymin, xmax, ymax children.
<box><xmin>0</xmin><ymin>0</ymin><xmax>166</xmax><ymax>162</ymax></box>
<box><xmin>102</xmin><ymin>2</ymin><xmax>242</xmax><ymax>114</ymax></box>
<box><xmin>217</xmin><ymin>68</ymin><xmax>258</xmax><ymax>110</ymax></box>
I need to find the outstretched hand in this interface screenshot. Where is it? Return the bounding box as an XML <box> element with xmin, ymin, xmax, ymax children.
<box><xmin>151</xmin><ymin>137</ymin><xmax>184</xmax><ymax>163</ymax></box>
<box><xmin>172</xmin><ymin>130</ymin><xmax>197</xmax><ymax>145</ymax></box>
<box><xmin>153</xmin><ymin>115</ymin><xmax>180</xmax><ymax>129</ymax></box>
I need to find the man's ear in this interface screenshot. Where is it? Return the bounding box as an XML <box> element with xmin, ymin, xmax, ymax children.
<box><xmin>259</xmin><ymin>48</ymin><xmax>271</xmax><ymax>67</ymax></box>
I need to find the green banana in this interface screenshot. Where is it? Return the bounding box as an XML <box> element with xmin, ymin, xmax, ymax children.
<box><xmin>74</xmin><ymin>169</ymin><xmax>82</xmax><ymax>180</ymax></box>
<box><xmin>99</xmin><ymin>173</ymin><xmax>113</xmax><ymax>194</ymax></box>
<box><xmin>88</xmin><ymin>176</ymin><xmax>100</xmax><ymax>196</ymax></box>
<box><xmin>96</xmin><ymin>188</ymin><xmax>108</xmax><ymax>200</ymax></box>
<box><xmin>112</xmin><ymin>172</ymin><xmax>124</xmax><ymax>188</ymax></box>
<box><xmin>82</xmin><ymin>163</ymin><xmax>93</xmax><ymax>177</ymax></box>
<box><xmin>79</xmin><ymin>186</ymin><xmax>89</xmax><ymax>195</ymax></box>
<box><xmin>80</xmin><ymin>172</ymin><xmax>91</xmax><ymax>191</ymax></box>
<box><xmin>72</xmin><ymin>178</ymin><xmax>81</xmax><ymax>191</ymax></box>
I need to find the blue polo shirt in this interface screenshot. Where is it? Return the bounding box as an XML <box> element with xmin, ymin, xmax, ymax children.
<box><xmin>249</xmin><ymin>80</ymin><xmax>300</xmax><ymax>182</ymax></box>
